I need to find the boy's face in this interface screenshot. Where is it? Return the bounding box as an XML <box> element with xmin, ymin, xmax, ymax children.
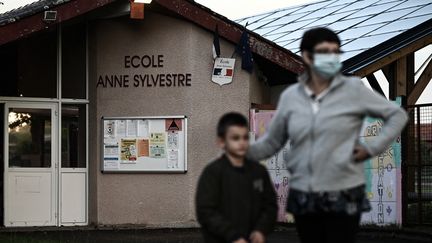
<box><xmin>219</xmin><ymin>125</ymin><xmax>250</xmax><ymax>157</ymax></box>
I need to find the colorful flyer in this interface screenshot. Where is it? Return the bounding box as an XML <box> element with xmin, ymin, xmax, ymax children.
<box><xmin>150</xmin><ymin>145</ymin><xmax>166</xmax><ymax>158</ymax></box>
<box><xmin>120</xmin><ymin>139</ymin><xmax>137</xmax><ymax>161</ymax></box>
<box><xmin>137</xmin><ymin>139</ymin><xmax>149</xmax><ymax>157</ymax></box>
<box><xmin>149</xmin><ymin>133</ymin><xmax>166</xmax><ymax>158</ymax></box>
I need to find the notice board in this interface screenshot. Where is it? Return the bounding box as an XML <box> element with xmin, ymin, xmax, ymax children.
<box><xmin>101</xmin><ymin>116</ymin><xmax>187</xmax><ymax>173</ymax></box>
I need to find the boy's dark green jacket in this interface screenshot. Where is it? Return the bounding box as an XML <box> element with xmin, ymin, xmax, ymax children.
<box><xmin>196</xmin><ymin>154</ymin><xmax>277</xmax><ymax>243</ymax></box>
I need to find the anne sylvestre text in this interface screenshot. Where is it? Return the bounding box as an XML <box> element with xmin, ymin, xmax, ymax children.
<box><xmin>97</xmin><ymin>55</ymin><xmax>192</xmax><ymax>88</ymax></box>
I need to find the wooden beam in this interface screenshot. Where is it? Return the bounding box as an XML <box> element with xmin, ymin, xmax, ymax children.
<box><xmin>353</xmin><ymin>34</ymin><xmax>432</xmax><ymax>77</ymax></box>
<box><xmin>387</xmin><ymin>53</ymin><xmax>415</xmax><ymax>100</ymax></box>
<box><xmin>381</xmin><ymin>65</ymin><xmax>391</xmax><ymax>82</ymax></box>
<box><xmin>406</xmin><ymin>52</ymin><xmax>415</xmax><ymax>98</ymax></box>
<box><xmin>395</xmin><ymin>56</ymin><xmax>408</xmax><ymax>97</ymax></box>
<box><xmin>385</xmin><ymin>62</ymin><xmax>396</xmax><ymax>99</ymax></box>
<box><xmin>366</xmin><ymin>74</ymin><xmax>385</xmax><ymax>97</ymax></box>
<box><xmin>408</xmin><ymin>59</ymin><xmax>432</xmax><ymax>105</ymax></box>
<box><xmin>251</xmin><ymin>103</ymin><xmax>276</xmax><ymax>110</ymax></box>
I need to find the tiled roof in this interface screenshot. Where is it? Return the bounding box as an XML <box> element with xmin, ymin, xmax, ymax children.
<box><xmin>0</xmin><ymin>0</ymin><xmax>70</xmax><ymax>26</ymax></box>
<box><xmin>236</xmin><ymin>0</ymin><xmax>432</xmax><ymax>61</ymax></box>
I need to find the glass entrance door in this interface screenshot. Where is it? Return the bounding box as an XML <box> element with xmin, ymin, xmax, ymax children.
<box><xmin>3</xmin><ymin>102</ymin><xmax>57</xmax><ymax>226</ymax></box>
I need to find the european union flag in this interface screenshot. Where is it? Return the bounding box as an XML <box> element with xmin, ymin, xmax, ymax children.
<box><xmin>235</xmin><ymin>30</ymin><xmax>253</xmax><ymax>73</ymax></box>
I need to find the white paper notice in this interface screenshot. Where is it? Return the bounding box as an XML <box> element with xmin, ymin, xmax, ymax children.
<box><xmin>127</xmin><ymin>120</ymin><xmax>138</xmax><ymax>137</ymax></box>
<box><xmin>104</xmin><ymin>120</ymin><xmax>116</xmax><ymax>138</ymax></box>
<box><xmin>167</xmin><ymin>131</ymin><xmax>179</xmax><ymax>149</ymax></box>
<box><xmin>137</xmin><ymin>120</ymin><xmax>149</xmax><ymax>138</ymax></box>
<box><xmin>167</xmin><ymin>150</ymin><xmax>179</xmax><ymax>168</ymax></box>
<box><xmin>104</xmin><ymin>141</ymin><xmax>119</xmax><ymax>157</ymax></box>
<box><xmin>104</xmin><ymin>159</ymin><xmax>120</xmax><ymax>170</ymax></box>
<box><xmin>116</xmin><ymin>120</ymin><xmax>127</xmax><ymax>137</ymax></box>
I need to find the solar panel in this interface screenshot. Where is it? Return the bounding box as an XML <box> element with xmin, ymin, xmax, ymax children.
<box><xmin>356</xmin><ymin>7</ymin><xmax>421</xmax><ymax>27</ymax></box>
<box><xmin>237</xmin><ymin>0</ymin><xmax>432</xmax><ymax>62</ymax></box>
<box><xmin>342</xmin><ymin>32</ymin><xmax>401</xmax><ymax>50</ymax></box>
<box><xmin>255</xmin><ymin>13</ymin><xmax>312</xmax><ymax>31</ymax></box>
<box><xmin>391</xmin><ymin>0</ymin><xmax>430</xmax><ymax>11</ymax></box>
<box><xmin>326</xmin><ymin>16</ymin><xmax>369</xmax><ymax>30</ymax></box>
<box><xmin>346</xmin><ymin>1</ymin><xmax>402</xmax><ymax>18</ymax></box>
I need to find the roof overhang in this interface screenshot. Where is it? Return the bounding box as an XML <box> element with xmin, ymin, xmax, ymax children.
<box><xmin>0</xmin><ymin>0</ymin><xmax>116</xmax><ymax>45</ymax></box>
<box><xmin>0</xmin><ymin>0</ymin><xmax>305</xmax><ymax>75</ymax></box>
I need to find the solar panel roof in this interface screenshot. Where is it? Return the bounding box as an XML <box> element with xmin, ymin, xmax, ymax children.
<box><xmin>236</xmin><ymin>0</ymin><xmax>432</xmax><ymax>61</ymax></box>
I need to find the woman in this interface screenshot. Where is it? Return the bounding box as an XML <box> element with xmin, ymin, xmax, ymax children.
<box><xmin>247</xmin><ymin>27</ymin><xmax>408</xmax><ymax>243</ymax></box>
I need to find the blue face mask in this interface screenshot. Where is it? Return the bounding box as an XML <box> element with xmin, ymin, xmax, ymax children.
<box><xmin>312</xmin><ymin>53</ymin><xmax>342</xmax><ymax>79</ymax></box>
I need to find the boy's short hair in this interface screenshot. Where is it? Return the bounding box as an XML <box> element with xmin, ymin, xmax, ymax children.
<box><xmin>217</xmin><ymin>112</ymin><xmax>248</xmax><ymax>138</ymax></box>
<box><xmin>300</xmin><ymin>27</ymin><xmax>341</xmax><ymax>53</ymax></box>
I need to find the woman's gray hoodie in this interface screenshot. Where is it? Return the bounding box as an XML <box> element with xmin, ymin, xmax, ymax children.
<box><xmin>248</xmin><ymin>72</ymin><xmax>409</xmax><ymax>192</ymax></box>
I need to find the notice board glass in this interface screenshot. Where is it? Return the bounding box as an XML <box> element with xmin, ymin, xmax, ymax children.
<box><xmin>101</xmin><ymin>116</ymin><xmax>187</xmax><ymax>173</ymax></box>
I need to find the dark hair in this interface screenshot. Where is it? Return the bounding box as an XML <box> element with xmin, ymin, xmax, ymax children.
<box><xmin>217</xmin><ymin>112</ymin><xmax>248</xmax><ymax>138</ymax></box>
<box><xmin>300</xmin><ymin>27</ymin><xmax>341</xmax><ymax>53</ymax></box>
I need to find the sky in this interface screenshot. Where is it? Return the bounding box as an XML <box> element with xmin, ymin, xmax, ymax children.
<box><xmin>0</xmin><ymin>0</ymin><xmax>36</xmax><ymax>14</ymax></box>
<box><xmin>1</xmin><ymin>0</ymin><xmax>431</xmax><ymax>104</ymax></box>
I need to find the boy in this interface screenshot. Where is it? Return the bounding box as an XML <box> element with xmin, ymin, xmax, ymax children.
<box><xmin>196</xmin><ymin>112</ymin><xmax>277</xmax><ymax>243</ymax></box>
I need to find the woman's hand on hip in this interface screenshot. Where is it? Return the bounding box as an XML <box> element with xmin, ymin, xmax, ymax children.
<box><xmin>353</xmin><ymin>145</ymin><xmax>371</xmax><ymax>162</ymax></box>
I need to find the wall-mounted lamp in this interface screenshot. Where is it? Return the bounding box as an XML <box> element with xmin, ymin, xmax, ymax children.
<box><xmin>43</xmin><ymin>10</ymin><xmax>57</xmax><ymax>22</ymax></box>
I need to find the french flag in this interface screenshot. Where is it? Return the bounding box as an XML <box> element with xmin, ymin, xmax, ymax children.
<box><xmin>212</xmin><ymin>25</ymin><xmax>221</xmax><ymax>59</ymax></box>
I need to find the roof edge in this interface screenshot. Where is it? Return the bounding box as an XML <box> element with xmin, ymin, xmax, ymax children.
<box><xmin>0</xmin><ymin>0</ymin><xmax>116</xmax><ymax>45</ymax></box>
<box><xmin>0</xmin><ymin>0</ymin><xmax>305</xmax><ymax>75</ymax></box>
<box><xmin>154</xmin><ymin>0</ymin><xmax>304</xmax><ymax>74</ymax></box>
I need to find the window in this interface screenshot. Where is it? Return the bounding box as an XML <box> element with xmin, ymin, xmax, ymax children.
<box><xmin>8</xmin><ymin>107</ymin><xmax>52</xmax><ymax>168</ymax></box>
<box><xmin>62</xmin><ymin>23</ymin><xmax>86</xmax><ymax>99</ymax></box>
<box><xmin>0</xmin><ymin>29</ymin><xmax>57</xmax><ymax>98</ymax></box>
<box><xmin>61</xmin><ymin>104</ymin><xmax>86</xmax><ymax>168</ymax></box>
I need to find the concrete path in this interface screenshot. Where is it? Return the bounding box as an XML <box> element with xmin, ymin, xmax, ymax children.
<box><xmin>0</xmin><ymin>227</ymin><xmax>430</xmax><ymax>243</ymax></box>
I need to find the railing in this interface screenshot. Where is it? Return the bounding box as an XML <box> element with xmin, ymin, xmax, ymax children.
<box><xmin>403</xmin><ymin>103</ymin><xmax>432</xmax><ymax>225</ymax></box>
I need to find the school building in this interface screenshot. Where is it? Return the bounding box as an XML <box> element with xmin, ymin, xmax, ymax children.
<box><xmin>0</xmin><ymin>0</ymin><xmax>431</xmax><ymax>228</ymax></box>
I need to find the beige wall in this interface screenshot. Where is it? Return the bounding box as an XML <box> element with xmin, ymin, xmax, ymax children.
<box><xmin>88</xmin><ymin>12</ymin><xmax>266</xmax><ymax>227</ymax></box>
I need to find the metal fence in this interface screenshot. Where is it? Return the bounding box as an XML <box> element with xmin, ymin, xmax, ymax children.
<box><xmin>403</xmin><ymin>103</ymin><xmax>432</xmax><ymax>225</ymax></box>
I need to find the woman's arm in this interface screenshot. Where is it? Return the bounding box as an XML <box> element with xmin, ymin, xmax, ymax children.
<box><xmin>248</xmin><ymin>91</ymin><xmax>289</xmax><ymax>161</ymax></box>
<box><xmin>356</xmin><ymin>80</ymin><xmax>409</xmax><ymax>157</ymax></box>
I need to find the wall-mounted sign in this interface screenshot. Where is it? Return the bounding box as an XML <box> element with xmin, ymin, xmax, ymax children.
<box><xmin>212</xmin><ymin>57</ymin><xmax>235</xmax><ymax>86</ymax></box>
<box><xmin>96</xmin><ymin>55</ymin><xmax>192</xmax><ymax>88</ymax></box>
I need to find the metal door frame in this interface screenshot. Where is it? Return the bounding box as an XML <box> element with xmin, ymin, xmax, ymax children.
<box><xmin>3</xmin><ymin>101</ymin><xmax>58</xmax><ymax>226</ymax></box>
